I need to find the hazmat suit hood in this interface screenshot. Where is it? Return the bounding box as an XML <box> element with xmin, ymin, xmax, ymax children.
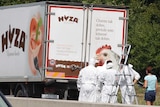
<box><xmin>128</xmin><ymin>64</ymin><xmax>133</xmax><ymax>68</ymax></box>
<box><xmin>88</xmin><ymin>58</ymin><xmax>96</xmax><ymax>66</ymax></box>
<box><xmin>105</xmin><ymin>60</ymin><xmax>113</xmax><ymax>69</ymax></box>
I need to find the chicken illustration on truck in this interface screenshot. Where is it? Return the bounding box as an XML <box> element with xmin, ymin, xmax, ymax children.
<box><xmin>0</xmin><ymin>1</ymin><xmax>128</xmax><ymax>99</ymax></box>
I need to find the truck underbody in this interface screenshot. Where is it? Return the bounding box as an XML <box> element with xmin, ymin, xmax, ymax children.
<box><xmin>0</xmin><ymin>79</ymin><xmax>79</xmax><ymax>100</ymax></box>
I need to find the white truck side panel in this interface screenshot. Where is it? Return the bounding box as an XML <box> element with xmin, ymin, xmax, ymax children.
<box><xmin>0</xmin><ymin>4</ymin><xmax>45</xmax><ymax>82</ymax></box>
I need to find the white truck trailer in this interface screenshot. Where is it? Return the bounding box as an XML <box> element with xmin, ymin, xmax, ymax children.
<box><xmin>0</xmin><ymin>1</ymin><xmax>129</xmax><ymax>99</ymax></box>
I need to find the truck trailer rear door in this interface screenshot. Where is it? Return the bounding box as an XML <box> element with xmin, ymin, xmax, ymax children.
<box><xmin>46</xmin><ymin>4</ymin><xmax>87</xmax><ymax>79</ymax></box>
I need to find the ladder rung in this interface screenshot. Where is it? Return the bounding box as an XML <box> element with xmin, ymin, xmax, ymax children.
<box><xmin>115</xmin><ymin>74</ymin><xmax>131</xmax><ymax>76</ymax></box>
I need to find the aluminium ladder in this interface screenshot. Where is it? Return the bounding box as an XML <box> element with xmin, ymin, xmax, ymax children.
<box><xmin>109</xmin><ymin>44</ymin><xmax>138</xmax><ymax>104</ymax></box>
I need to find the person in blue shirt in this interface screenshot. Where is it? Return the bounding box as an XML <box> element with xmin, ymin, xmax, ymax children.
<box><xmin>143</xmin><ymin>66</ymin><xmax>158</xmax><ymax>105</ymax></box>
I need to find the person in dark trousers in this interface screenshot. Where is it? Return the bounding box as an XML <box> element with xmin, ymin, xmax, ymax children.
<box><xmin>143</xmin><ymin>66</ymin><xmax>158</xmax><ymax>105</ymax></box>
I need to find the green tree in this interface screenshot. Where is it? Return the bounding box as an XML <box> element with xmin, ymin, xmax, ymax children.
<box><xmin>0</xmin><ymin>0</ymin><xmax>36</xmax><ymax>6</ymax></box>
<box><xmin>128</xmin><ymin>0</ymin><xmax>160</xmax><ymax>80</ymax></box>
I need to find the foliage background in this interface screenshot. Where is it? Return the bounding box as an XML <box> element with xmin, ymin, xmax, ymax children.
<box><xmin>0</xmin><ymin>0</ymin><xmax>160</xmax><ymax>81</ymax></box>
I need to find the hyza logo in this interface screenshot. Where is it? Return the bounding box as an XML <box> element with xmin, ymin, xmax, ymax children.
<box><xmin>58</xmin><ymin>15</ymin><xmax>78</xmax><ymax>23</ymax></box>
<box><xmin>1</xmin><ymin>25</ymin><xmax>26</xmax><ymax>52</ymax></box>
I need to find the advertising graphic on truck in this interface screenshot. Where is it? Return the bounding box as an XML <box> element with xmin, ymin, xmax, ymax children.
<box><xmin>0</xmin><ymin>3</ymin><xmax>45</xmax><ymax>81</ymax></box>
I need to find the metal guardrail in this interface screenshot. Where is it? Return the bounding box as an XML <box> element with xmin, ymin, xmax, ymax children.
<box><xmin>6</xmin><ymin>96</ymin><xmax>159</xmax><ymax>107</ymax></box>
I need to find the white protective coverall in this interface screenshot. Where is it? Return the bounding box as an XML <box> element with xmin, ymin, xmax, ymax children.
<box><xmin>97</xmin><ymin>60</ymin><xmax>118</xmax><ymax>103</ymax></box>
<box><xmin>119</xmin><ymin>64</ymin><xmax>140</xmax><ymax>104</ymax></box>
<box><xmin>96</xmin><ymin>63</ymin><xmax>106</xmax><ymax>102</ymax></box>
<box><xmin>77</xmin><ymin>58</ymin><xmax>98</xmax><ymax>102</ymax></box>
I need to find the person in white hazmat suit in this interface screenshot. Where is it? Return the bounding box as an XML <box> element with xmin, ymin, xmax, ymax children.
<box><xmin>77</xmin><ymin>58</ymin><xmax>98</xmax><ymax>102</ymax></box>
<box><xmin>96</xmin><ymin>60</ymin><xmax>107</xmax><ymax>102</ymax></box>
<box><xmin>119</xmin><ymin>63</ymin><xmax>141</xmax><ymax>104</ymax></box>
<box><xmin>97</xmin><ymin>60</ymin><xmax>118</xmax><ymax>103</ymax></box>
